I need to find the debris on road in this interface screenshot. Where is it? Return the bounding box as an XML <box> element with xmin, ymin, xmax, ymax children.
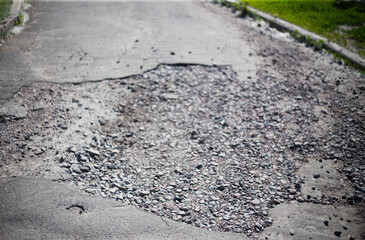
<box><xmin>1</xmin><ymin>59</ymin><xmax>364</xmax><ymax>237</ymax></box>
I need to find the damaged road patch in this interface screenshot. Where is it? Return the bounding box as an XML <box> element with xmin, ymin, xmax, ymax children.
<box><xmin>0</xmin><ymin>63</ymin><xmax>364</xmax><ymax>238</ymax></box>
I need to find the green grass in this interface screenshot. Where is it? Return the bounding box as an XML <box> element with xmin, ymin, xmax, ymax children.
<box><xmin>0</xmin><ymin>0</ymin><xmax>12</xmax><ymax>22</ymax></box>
<box><xmin>242</xmin><ymin>0</ymin><xmax>365</xmax><ymax>56</ymax></box>
<box><xmin>347</xmin><ymin>26</ymin><xmax>365</xmax><ymax>42</ymax></box>
<box><xmin>14</xmin><ymin>12</ymin><xmax>23</xmax><ymax>26</ymax></box>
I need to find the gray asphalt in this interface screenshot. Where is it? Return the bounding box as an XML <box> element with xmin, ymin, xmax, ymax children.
<box><xmin>0</xmin><ymin>0</ymin><xmax>254</xmax><ymax>102</ymax></box>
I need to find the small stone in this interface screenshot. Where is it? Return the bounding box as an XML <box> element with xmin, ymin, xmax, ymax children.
<box><xmin>294</xmin><ymin>142</ymin><xmax>302</xmax><ymax>147</ymax></box>
<box><xmin>109</xmin><ymin>187</ymin><xmax>119</xmax><ymax>194</ymax></box>
<box><xmin>77</xmin><ymin>154</ymin><xmax>88</xmax><ymax>162</ymax></box>
<box><xmin>211</xmin><ymin>196</ymin><xmax>219</xmax><ymax>201</ymax></box>
<box><xmin>178</xmin><ymin>211</ymin><xmax>186</xmax><ymax>216</ymax></box>
<box><xmin>111</xmin><ymin>149</ymin><xmax>120</xmax><ymax>155</ymax></box>
<box><xmin>288</xmin><ymin>188</ymin><xmax>296</xmax><ymax>194</ymax></box>
<box><xmin>72</xmin><ymin>166</ymin><xmax>82</xmax><ymax>174</ymax></box>
<box><xmin>252</xmin><ymin>199</ymin><xmax>261</xmax><ymax>205</ymax></box>
<box><xmin>155</xmin><ymin>172</ymin><xmax>164</xmax><ymax>177</ymax></box>
<box><xmin>163</xmin><ymin>94</ymin><xmax>179</xmax><ymax>100</ymax></box>
<box><xmin>60</xmin><ymin>162</ymin><xmax>70</xmax><ymax>168</ymax></box>
<box><xmin>107</xmin><ymin>164</ymin><xmax>118</xmax><ymax>170</ymax></box>
<box><xmin>99</xmin><ymin>119</ymin><xmax>105</xmax><ymax>126</ymax></box>
<box><xmin>290</xmin><ymin>230</ymin><xmax>295</xmax><ymax>236</ymax></box>
<box><xmin>125</xmin><ymin>132</ymin><xmax>134</xmax><ymax>137</ymax></box>
<box><xmin>195</xmin><ymin>163</ymin><xmax>203</xmax><ymax>169</ymax></box>
<box><xmin>86</xmin><ymin>148</ymin><xmax>100</xmax><ymax>157</ymax></box>
<box><xmin>79</xmin><ymin>166</ymin><xmax>90</xmax><ymax>172</ymax></box>
<box><xmin>59</xmin><ymin>125</ymin><xmax>68</xmax><ymax>130</ymax></box>
<box><xmin>334</xmin><ymin>231</ymin><xmax>342</xmax><ymax>237</ymax></box>
<box><xmin>313</xmin><ymin>174</ymin><xmax>320</xmax><ymax>179</ymax></box>
<box><xmin>85</xmin><ymin>188</ymin><xmax>97</xmax><ymax>194</ymax></box>
<box><xmin>116</xmin><ymin>194</ymin><xmax>124</xmax><ymax>200</ymax></box>
<box><xmin>217</xmin><ymin>185</ymin><xmax>225</xmax><ymax>191</ymax></box>
<box><xmin>324</xmin><ymin>220</ymin><xmax>329</xmax><ymax>226</ymax></box>
<box><xmin>260</xmin><ymin>161</ymin><xmax>271</xmax><ymax>168</ymax></box>
<box><xmin>139</xmin><ymin>190</ymin><xmax>150</xmax><ymax>196</ymax></box>
<box><xmin>68</xmin><ymin>146</ymin><xmax>77</xmax><ymax>153</ymax></box>
<box><xmin>223</xmin><ymin>215</ymin><xmax>230</xmax><ymax>221</ymax></box>
<box><xmin>233</xmin><ymin>193</ymin><xmax>241</xmax><ymax>198</ymax></box>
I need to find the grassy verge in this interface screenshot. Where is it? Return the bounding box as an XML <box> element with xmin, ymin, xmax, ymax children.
<box><xmin>241</xmin><ymin>0</ymin><xmax>365</xmax><ymax>57</ymax></box>
<box><xmin>0</xmin><ymin>0</ymin><xmax>12</xmax><ymax>22</ymax></box>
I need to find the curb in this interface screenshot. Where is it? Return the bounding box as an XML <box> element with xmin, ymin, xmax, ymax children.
<box><xmin>246</xmin><ymin>5</ymin><xmax>365</xmax><ymax>69</ymax></box>
<box><xmin>0</xmin><ymin>0</ymin><xmax>24</xmax><ymax>38</ymax></box>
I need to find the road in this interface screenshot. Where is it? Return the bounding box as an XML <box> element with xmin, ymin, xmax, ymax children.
<box><xmin>0</xmin><ymin>0</ymin><xmax>254</xmax><ymax>102</ymax></box>
<box><xmin>0</xmin><ymin>1</ymin><xmax>364</xmax><ymax>239</ymax></box>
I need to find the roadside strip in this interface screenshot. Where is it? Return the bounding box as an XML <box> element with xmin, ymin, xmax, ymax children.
<box><xmin>0</xmin><ymin>0</ymin><xmax>24</xmax><ymax>38</ymax></box>
<box><xmin>220</xmin><ymin>0</ymin><xmax>365</xmax><ymax>69</ymax></box>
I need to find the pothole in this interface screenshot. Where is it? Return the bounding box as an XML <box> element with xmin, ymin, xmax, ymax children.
<box><xmin>1</xmin><ymin>64</ymin><xmax>364</xmax><ymax>238</ymax></box>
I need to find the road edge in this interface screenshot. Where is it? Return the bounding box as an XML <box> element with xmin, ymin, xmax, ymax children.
<box><xmin>218</xmin><ymin>0</ymin><xmax>365</xmax><ymax>69</ymax></box>
<box><xmin>0</xmin><ymin>0</ymin><xmax>24</xmax><ymax>38</ymax></box>
<box><xmin>245</xmin><ymin>5</ymin><xmax>365</xmax><ymax>69</ymax></box>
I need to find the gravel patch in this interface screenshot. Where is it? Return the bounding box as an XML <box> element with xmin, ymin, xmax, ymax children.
<box><xmin>1</xmin><ymin>58</ymin><xmax>364</xmax><ymax>238</ymax></box>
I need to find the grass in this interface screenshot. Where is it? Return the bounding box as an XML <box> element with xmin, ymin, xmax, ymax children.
<box><xmin>14</xmin><ymin>12</ymin><xmax>23</xmax><ymax>26</ymax></box>
<box><xmin>241</xmin><ymin>0</ymin><xmax>365</xmax><ymax>57</ymax></box>
<box><xmin>347</xmin><ymin>25</ymin><xmax>365</xmax><ymax>43</ymax></box>
<box><xmin>218</xmin><ymin>0</ymin><xmax>248</xmax><ymax>16</ymax></box>
<box><xmin>0</xmin><ymin>0</ymin><xmax>12</xmax><ymax>22</ymax></box>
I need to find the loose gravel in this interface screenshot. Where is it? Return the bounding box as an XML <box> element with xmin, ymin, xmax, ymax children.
<box><xmin>1</xmin><ymin>58</ymin><xmax>364</xmax><ymax>237</ymax></box>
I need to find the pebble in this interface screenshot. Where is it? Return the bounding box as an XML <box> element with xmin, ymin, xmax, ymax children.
<box><xmin>60</xmin><ymin>162</ymin><xmax>70</xmax><ymax>168</ymax></box>
<box><xmin>79</xmin><ymin>166</ymin><xmax>90</xmax><ymax>172</ymax></box>
<box><xmin>334</xmin><ymin>231</ymin><xmax>342</xmax><ymax>237</ymax></box>
<box><xmin>288</xmin><ymin>188</ymin><xmax>296</xmax><ymax>194</ymax></box>
<box><xmin>71</xmin><ymin>166</ymin><xmax>82</xmax><ymax>174</ymax></box>
<box><xmin>86</xmin><ymin>148</ymin><xmax>100</xmax><ymax>157</ymax></box>
<box><xmin>313</xmin><ymin>174</ymin><xmax>320</xmax><ymax>179</ymax></box>
<box><xmin>178</xmin><ymin>211</ymin><xmax>186</xmax><ymax>216</ymax></box>
<box><xmin>139</xmin><ymin>190</ymin><xmax>150</xmax><ymax>196</ymax></box>
<box><xmin>163</xmin><ymin>93</ymin><xmax>179</xmax><ymax>100</ymax></box>
<box><xmin>59</xmin><ymin>125</ymin><xmax>68</xmax><ymax>130</ymax></box>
